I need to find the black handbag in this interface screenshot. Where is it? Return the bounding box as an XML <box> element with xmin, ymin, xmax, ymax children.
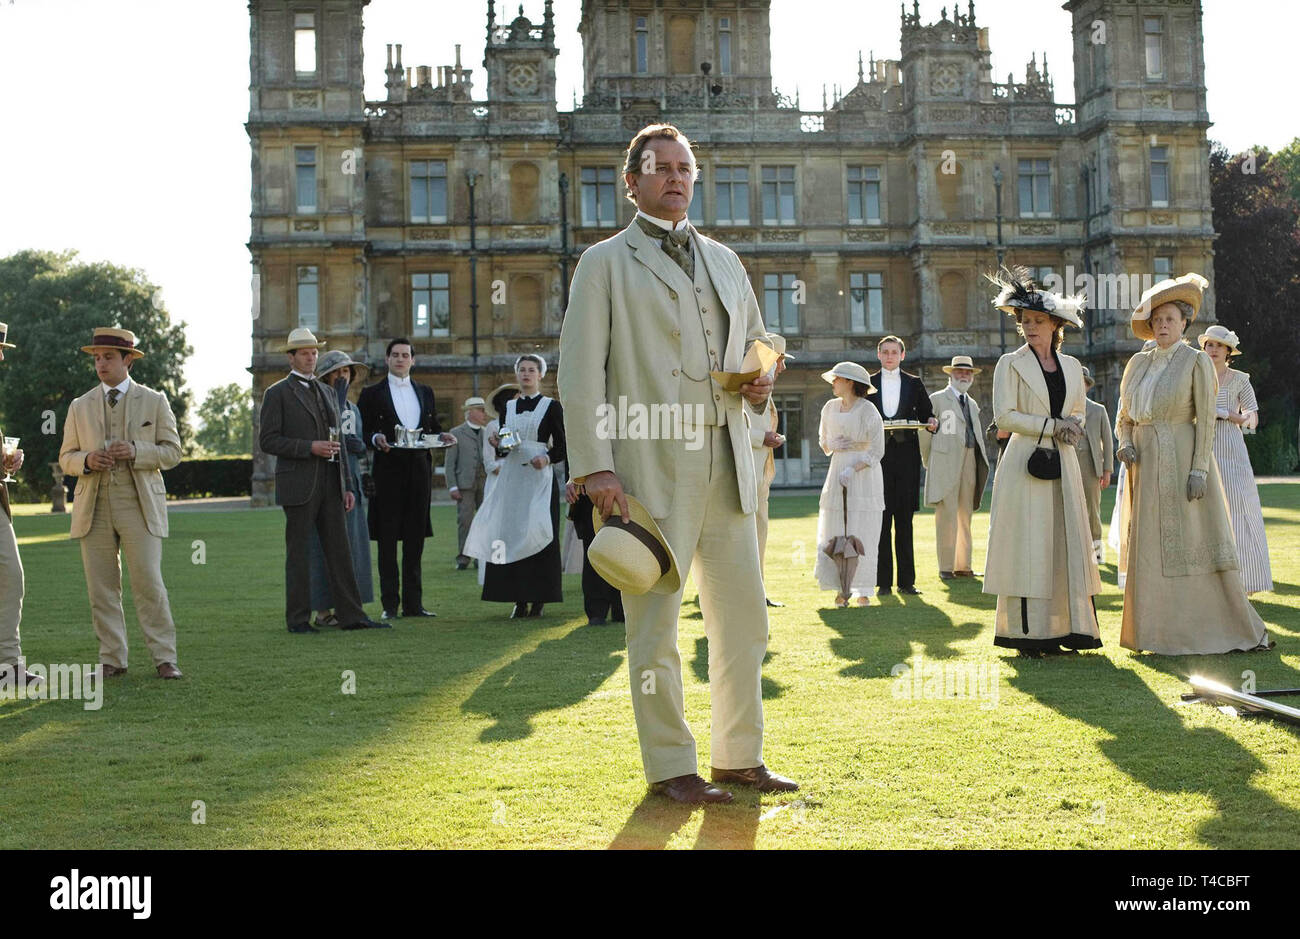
<box><xmin>1026</xmin><ymin>417</ymin><xmax>1061</xmax><ymax>480</ymax></box>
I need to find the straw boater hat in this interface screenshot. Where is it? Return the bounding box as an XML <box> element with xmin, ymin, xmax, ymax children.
<box><xmin>1130</xmin><ymin>272</ymin><xmax>1209</xmax><ymax>341</ymax></box>
<box><xmin>462</xmin><ymin>396</ymin><xmax>487</xmax><ymax>412</ymax></box>
<box><xmin>820</xmin><ymin>361</ymin><xmax>875</xmax><ymax>393</ymax></box>
<box><xmin>985</xmin><ymin>266</ymin><xmax>1085</xmax><ymax>329</ymax></box>
<box><xmin>81</xmin><ymin>327</ymin><xmax>144</xmax><ymax>359</ymax></box>
<box><xmin>589</xmin><ymin>495</ymin><xmax>681</xmax><ymax>596</ymax></box>
<box><xmin>281</xmin><ymin>327</ymin><xmax>326</xmax><ymax>353</ymax></box>
<box><xmin>942</xmin><ymin>354</ymin><xmax>982</xmax><ymax>375</ymax></box>
<box><xmin>1197</xmin><ymin>324</ymin><xmax>1242</xmax><ymax>356</ymax></box>
<box><xmin>0</xmin><ymin>323</ymin><xmax>14</xmax><ymax>350</ymax></box>
<box><xmin>315</xmin><ymin>349</ymin><xmax>370</xmax><ymax>382</ymax></box>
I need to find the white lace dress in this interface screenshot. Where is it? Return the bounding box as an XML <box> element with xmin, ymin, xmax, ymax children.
<box><xmin>814</xmin><ymin>397</ymin><xmax>886</xmax><ymax>598</ymax></box>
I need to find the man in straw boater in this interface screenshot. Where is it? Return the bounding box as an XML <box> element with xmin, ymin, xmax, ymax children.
<box><xmin>0</xmin><ymin>323</ymin><xmax>42</xmax><ymax>691</ymax></box>
<box><xmin>447</xmin><ymin>396</ymin><xmax>490</xmax><ymax>571</ymax></box>
<box><xmin>560</xmin><ymin>123</ymin><xmax>798</xmax><ymax>804</ymax></box>
<box><xmin>745</xmin><ymin>332</ymin><xmax>791</xmax><ymax>608</ymax></box>
<box><xmin>259</xmin><ymin>328</ymin><xmax>386</xmax><ymax>633</ymax></box>
<box><xmin>919</xmin><ymin>355</ymin><xmax>990</xmax><ymax>580</ymax></box>
<box><xmin>58</xmin><ymin>327</ymin><xmax>183</xmax><ymax>679</ymax></box>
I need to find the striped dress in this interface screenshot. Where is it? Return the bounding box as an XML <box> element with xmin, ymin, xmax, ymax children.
<box><xmin>1212</xmin><ymin>368</ymin><xmax>1272</xmax><ymax>594</ymax></box>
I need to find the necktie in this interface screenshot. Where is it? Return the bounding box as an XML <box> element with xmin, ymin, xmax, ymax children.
<box><xmin>108</xmin><ymin>389</ymin><xmax>120</xmax><ymax>408</ymax></box>
<box><xmin>959</xmin><ymin>394</ymin><xmax>976</xmax><ymax>448</ymax></box>
<box><xmin>636</xmin><ymin>216</ymin><xmax>694</xmax><ymax>279</ymax></box>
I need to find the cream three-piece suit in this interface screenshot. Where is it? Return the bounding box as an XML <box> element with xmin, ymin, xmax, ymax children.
<box><xmin>559</xmin><ymin>216</ymin><xmax>771</xmax><ymax>783</ymax></box>
<box><xmin>919</xmin><ymin>384</ymin><xmax>989</xmax><ymax>574</ymax></box>
<box><xmin>59</xmin><ymin>380</ymin><xmax>182</xmax><ymax>669</ymax></box>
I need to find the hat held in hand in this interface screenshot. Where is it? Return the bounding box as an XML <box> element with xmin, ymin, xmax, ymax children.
<box><xmin>589</xmin><ymin>495</ymin><xmax>681</xmax><ymax>596</ymax></box>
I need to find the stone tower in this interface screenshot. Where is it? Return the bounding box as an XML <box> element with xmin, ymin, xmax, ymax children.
<box><xmin>484</xmin><ymin>1</ymin><xmax>559</xmax><ymax>109</ymax></box>
<box><xmin>247</xmin><ymin>0</ymin><xmax>370</xmax><ymax>505</ymax></box>
<box><xmin>1065</xmin><ymin>0</ymin><xmax>1214</xmax><ymax>393</ymax></box>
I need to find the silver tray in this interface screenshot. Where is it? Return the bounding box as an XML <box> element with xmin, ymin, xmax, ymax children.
<box><xmin>391</xmin><ymin>438</ymin><xmax>456</xmax><ymax>449</ymax></box>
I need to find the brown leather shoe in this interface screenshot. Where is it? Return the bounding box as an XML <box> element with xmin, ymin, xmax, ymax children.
<box><xmin>649</xmin><ymin>773</ymin><xmax>734</xmax><ymax>804</ymax></box>
<box><xmin>939</xmin><ymin>571</ymin><xmax>955</xmax><ymax>580</ymax></box>
<box><xmin>156</xmin><ymin>663</ymin><xmax>183</xmax><ymax>680</ymax></box>
<box><xmin>711</xmin><ymin>764</ymin><xmax>800</xmax><ymax>793</ymax></box>
<box><xmin>100</xmin><ymin>664</ymin><xmax>127</xmax><ymax>679</ymax></box>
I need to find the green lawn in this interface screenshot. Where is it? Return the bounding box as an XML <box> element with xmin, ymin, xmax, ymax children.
<box><xmin>2</xmin><ymin>484</ymin><xmax>1298</xmax><ymax>850</ymax></box>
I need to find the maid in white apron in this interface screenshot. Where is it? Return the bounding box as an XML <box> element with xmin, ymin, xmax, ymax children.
<box><xmin>464</xmin><ymin>355</ymin><xmax>565</xmax><ymax>617</ymax></box>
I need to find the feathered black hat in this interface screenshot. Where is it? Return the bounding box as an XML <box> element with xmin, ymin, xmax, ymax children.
<box><xmin>984</xmin><ymin>265</ymin><xmax>1085</xmax><ymax>328</ymax></box>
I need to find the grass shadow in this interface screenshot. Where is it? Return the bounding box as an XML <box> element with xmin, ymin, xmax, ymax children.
<box><xmin>608</xmin><ymin>793</ymin><xmax>761</xmax><ymax>850</ymax></box>
<box><xmin>462</xmin><ymin>621</ymin><xmax>626</xmax><ymax>742</ymax></box>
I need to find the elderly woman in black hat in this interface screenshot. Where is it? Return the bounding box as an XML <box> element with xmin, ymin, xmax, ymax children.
<box><xmin>982</xmin><ymin>268</ymin><xmax>1102</xmax><ymax>657</ymax></box>
<box><xmin>1116</xmin><ymin>276</ymin><xmax>1270</xmax><ymax>654</ymax></box>
<box><xmin>307</xmin><ymin>350</ymin><xmax>373</xmax><ymax>627</ymax></box>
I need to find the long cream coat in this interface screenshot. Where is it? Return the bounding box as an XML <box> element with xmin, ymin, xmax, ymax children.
<box><xmin>919</xmin><ymin>384</ymin><xmax>989</xmax><ymax>509</ymax></box>
<box><xmin>558</xmin><ymin>218</ymin><xmax>768</xmax><ymax>520</ymax></box>
<box><xmin>982</xmin><ymin>345</ymin><xmax>1102</xmax><ymax>601</ymax></box>
<box><xmin>59</xmin><ymin>381</ymin><xmax>182</xmax><ymax>539</ymax></box>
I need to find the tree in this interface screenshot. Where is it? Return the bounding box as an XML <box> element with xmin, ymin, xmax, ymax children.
<box><xmin>1266</xmin><ymin>137</ymin><xmax>1300</xmax><ymax>208</ymax></box>
<box><xmin>194</xmin><ymin>383</ymin><xmax>253</xmax><ymax>456</ymax></box>
<box><xmin>0</xmin><ymin>250</ymin><xmax>193</xmax><ymax>498</ymax></box>
<box><xmin>1209</xmin><ymin>142</ymin><xmax>1300</xmax><ymax>470</ymax></box>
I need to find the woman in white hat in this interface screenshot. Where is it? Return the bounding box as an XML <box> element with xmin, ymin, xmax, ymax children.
<box><xmin>814</xmin><ymin>362</ymin><xmax>885</xmax><ymax>607</ymax></box>
<box><xmin>981</xmin><ymin>267</ymin><xmax>1102</xmax><ymax>657</ymax></box>
<box><xmin>1115</xmin><ymin>275</ymin><xmax>1270</xmax><ymax>654</ymax></box>
<box><xmin>1198</xmin><ymin>324</ymin><xmax>1272</xmax><ymax>595</ymax></box>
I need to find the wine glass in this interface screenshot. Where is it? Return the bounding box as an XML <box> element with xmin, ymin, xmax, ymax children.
<box><xmin>1</xmin><ymin>437</ymin><xmax>18</xmax><ymax>484</ymax></box>
<box><xmin>327</xmin><ymin>426</ymin><xmax>340</xmax><ymax>463</ymax></box>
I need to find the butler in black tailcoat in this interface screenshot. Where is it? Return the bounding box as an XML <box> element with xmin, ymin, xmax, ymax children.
<box><xmin>358</xmin><ymin>338</ymin><xmax>455</xmax><ymax>619</ymax></box>
<box><xmin>866</xmin><ymin>335</ymin><xmax>937</xmax><ymax>595</ymax></box>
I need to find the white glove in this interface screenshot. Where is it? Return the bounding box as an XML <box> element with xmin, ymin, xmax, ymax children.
<box><xmin>838</xmin><ymin>466</ymin><xmax>854</xmax><ymax>488</ymax></box>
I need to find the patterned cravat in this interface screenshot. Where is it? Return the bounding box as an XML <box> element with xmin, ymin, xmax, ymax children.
<box><xmin>108</xmin><ymin>388</ymin><xmax>120</xmax><ymax>408</ymax></box>
<box><xmin>635</xmin><ymin>216</ymin><xmax>694</xmax><ymax>279</ymax></box>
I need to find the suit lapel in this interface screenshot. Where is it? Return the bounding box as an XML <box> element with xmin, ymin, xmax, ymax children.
<box><xmin>1010</xmin><ymin>346</ymin><xmax>1052</xmax><ymax>413</ymax></box>
<box><xmin>289</xmin><ymin>376</ymin><xmax>324</xmax><ymax>434</ymax></box>
<box><xmin>693</xmin><ymin>231</ymin><xmax>739</xmax><ymax>326</ymax></box>
<box><xmin>626</xmin><ymin>220</ymin><xmax>692</xmax><ymax>295</ymax></box>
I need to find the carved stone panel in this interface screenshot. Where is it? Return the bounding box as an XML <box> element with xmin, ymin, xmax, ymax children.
<box><xmin>410</xmin><ymin>228</ymin><xmax>451</xmax><ymax>240</ymax></box>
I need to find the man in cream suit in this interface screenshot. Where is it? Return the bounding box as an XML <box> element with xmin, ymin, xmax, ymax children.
<box><xmin>447</xmin><ymin>396</ymin><xmax>490</xmax><ymax>570</ymax></box>
<box><xmin>746</xmin><ymin>333</ymin><xmax>789</xmax><ymax>608</ymax></box>
<box><xmin>560</xmin><ymin>123</ymin><xmax>798</xmax><ymax>804</ymax></box>
<box><xmin>59</xmin><ymin>328</ymin><xmax>183</xmax><ymax>679</ymax></box>
<box><xmin>1075</xmin><ymin>366</ymin><xmax>1113</xmax><ymax>562</ymax></box>
<box><xmin>0</xmin><ymin>323</ymin><xmax>42</xmax><ymax>690</ymax></box>
<box><xmin>919</xmin><ymin>355</ymin><xmax>989</xmax><ymax>579</ymax></box>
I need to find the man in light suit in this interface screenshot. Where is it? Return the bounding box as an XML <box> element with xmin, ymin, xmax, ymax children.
<box><xmin>919</xmin><ymin>355</ymin><xmax>990</xmax><ymax>579</ymax></box>
<box><xmin>259</xmin><ymin>328</ymin><xmax>386</xmax><ymax>634</ymax></box>
<box><xmin>0</xmin><ymin>323</ymin><xmax>41</xmax><ymax>690</ymax></box>
<box><xmin>358</xmin><ymin>339</ymin><xmax>455</xmax><ymax>618</ymax></box>
<box><xmin>447</xmin><ymin>396</ymin><xmax>489</xmax><ymax>570</ymax></box>
<box><xmin>59</xmin><ymin>327</ymin><xmax>183</xmax><ymax>679</ymax></box>
<box><xmin>1076</xmin><ymin>366</ymin><xmax>1114</xmax><ymax>562</ymax></box>
<box><xmin>745</xmin><ymin>333</ymin><xmax>789</xmax><ymax>608</ymax></box>
<box><xmin>559</xmin><ymin>123</ymin><xmax>798</xmax><ymax>804</ymax></box>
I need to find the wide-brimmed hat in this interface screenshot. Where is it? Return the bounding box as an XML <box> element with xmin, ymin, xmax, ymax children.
<box><xmin>486</xmin><ymin>382</ymin><xmax>521</xmax><ymax>418</ymax></box>
<box><xmin>820</xmin><ymin>361</ymin><xmax>875</xmax><ymax>392</ymax></box>
<box><xmin>985</xmin><ymin>266</ymin><xmax>1085</xmax><ymax>329</ymax></box>
<box><xmin>1131</xmin><ymin>273</ymin><xmax>1208</xmax><ymax>341</ymax></box>
<box><xmin>0</xmin><ymin>323</ymin><xmax>15</xmax><ymax>350</ymax></box>
<box><xmin>589</xmin><ymin>495</ymin><xmax>681</xmax><ymax>596</ymax></box>
<box><xmin>315</xmin><ymin>349</ymin><xmax>369</xmax><ymax>382</ymax></box>
<box><xmin>942</xmin><ymin>355</ymin><xmax>982</xmax><ymax>375</ymax></box>
<box><xmin>1080</xmin><ymin>365</ymin><xmax>1095</xmax><ymax>387</ymax></box>
<box><xmin>1197</xmin><ymin>324</ymin><xmax>1242</xmax><ymax>356</ymax></box>
<box><xmin>281</xmin><ymin>327</ymin><xmax>326</xmax><ymax>353</ymax></box>
<box><xmin>765</xmin><ymin>332</ymin><xmax>795</xmax><ymax>360</ymax></box>
<box><xmin>463</xmin><ymin>396</ymin><xmax>487</xmax><ymax>411</ymax></box>
<box><xmin>81</xmin><ymin>327</ymin><xmax>144</xmax><ymax>359</ymax></box>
